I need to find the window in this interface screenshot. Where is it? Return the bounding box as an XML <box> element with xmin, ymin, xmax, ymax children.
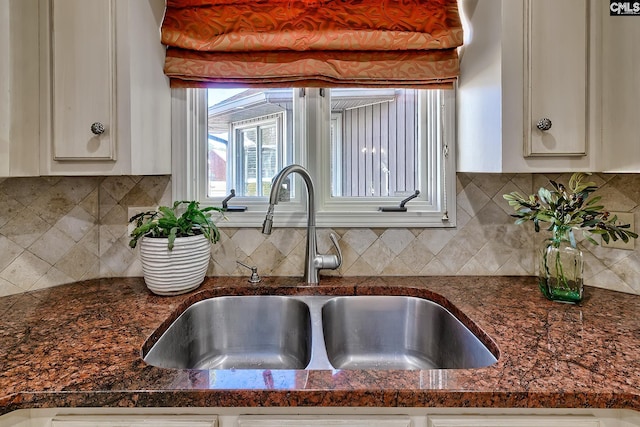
<box><xmin>206</xmin><ymin>89</ymin><xmax>293</xmax><ymax>199</ymax></box>
<box><xmin>172</xmin><ymin>87</ymin><xmax>456</xmax><ymax>228</ymax></box>
<box><xmin>329</xmin><ymin>88</ymin><xmax>414</xmax><ymax>198</ymax></box>
<box><xmin>229</xmin><ymin>114</ymin><xmax>283</xmax><ymax>198</ymax></box>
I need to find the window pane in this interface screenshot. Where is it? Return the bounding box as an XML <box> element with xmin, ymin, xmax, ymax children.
<box><xmin>240</xmin><ymin>128</ymin><xmax>258</xmax><ymax>196</ymax></box>
<box><xmin>260</xmin><ymin>124</ymin><xmax>277</xmax><ymax>196</ymax></box>
<box><xmin>330</xmin><ymin>88</ymin><xmax>420</xmax><ymax>198</ymax></box>
<box><xmin>208</xmin><ymin>136</ymin><xmax>228</xmax><ymax>198</ymax></box>
<box><xmin>207</xmin><ymin>88</ymin><xmax>293</xmax><ymax>198</ymax></box>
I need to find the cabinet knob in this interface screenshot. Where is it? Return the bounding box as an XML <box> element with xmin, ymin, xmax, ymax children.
<box><xmin>536</xmin><ymin>118</ymin><xmax>552</xmax><ymax>131</ymax></box>
<box><xmin>90</xmin><ymin>122</ymin><xmax>105</xmax><ymax>135</ymax></box>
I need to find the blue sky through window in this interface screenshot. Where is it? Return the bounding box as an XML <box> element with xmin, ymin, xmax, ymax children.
<box><xmin>207</xmin><ymin>88</ymin><xmax>246</xmax><ymax>107</ymax></box>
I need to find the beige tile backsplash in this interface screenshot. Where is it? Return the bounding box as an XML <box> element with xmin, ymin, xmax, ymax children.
<box><xmin>1</xmin><ymin>173</ymin><xmax>640</xmax><ymax>297</ymax></box>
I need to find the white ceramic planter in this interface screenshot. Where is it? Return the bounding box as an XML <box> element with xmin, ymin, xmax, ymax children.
<box><xmin>139</xmin><ymin>234</ymin><xmax>211</xmax><ymax>295</ymax></box>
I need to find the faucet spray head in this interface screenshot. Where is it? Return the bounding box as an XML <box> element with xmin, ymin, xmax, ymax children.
<box><xmin>262</xmin><ymin>205</ymin><xmax>274</xmax><ymax>234</ymax></box>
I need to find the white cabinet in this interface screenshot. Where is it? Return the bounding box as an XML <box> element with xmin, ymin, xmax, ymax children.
<box><xmin>39</xmin><ymin>0</ymin><xmax>171</xmax><ymax>175</ymax></box>
<box><xmin>51</xmin><ymin>415</ymin><xmax>217</xmax><ymax>427</ymax></box>
<box><xmin>523</xmin><ymin>0</ymin><xmax>589</xmax><ymax>158</ymax></box>
<box><xmin>49</xmin><ymin>0</ymin><xmax>117</xmax><ymax>162</ymax></box>
<box><xmin>1</xmin><ymin>408</ymin><xmax>639</xmax><ymax>427</ymax></box>
<box><xmin>237</xmin><ymin>415</ymin><xmax>411</xmax><ymax>427</ymax></box>
<box><xmin>0</xmin><ymin>0</ymin><xmax>40</xmax><ymax>177</ymax></box>
<box><xmin>457</xmin><ymin>0</ymin><xmax>599</xmax><ymax>172</ymax></box>
<box><xmin>601</xmin><ymin>2</ymin><xmax>640</xmax><ymax>172</ymax></box>
<box><xmin>427</xmin><ymin>414</ymin><xmax>600</xmax><ymax>427</ymax></box>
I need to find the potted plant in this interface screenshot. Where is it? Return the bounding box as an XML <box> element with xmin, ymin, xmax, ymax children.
<box><xmin>129</xmin><ymin>201</ymin><xmax>223</xmax><ymax>295</ymax></box>
<box><xmin>503</xmin><ymin>173</ymin><xmax>637</xmax><ymax>303</ymax></box>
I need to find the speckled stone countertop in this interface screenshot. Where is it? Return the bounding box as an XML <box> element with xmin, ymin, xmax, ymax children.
<box><xmin>0</xmin><ymin>276</ymin><xmax>639</xmax><ymax>415</ymax></box>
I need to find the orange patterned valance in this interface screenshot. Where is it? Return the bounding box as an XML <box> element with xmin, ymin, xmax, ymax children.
<box><xmin>162</xmin><ymin>0</ymin><xmax>463</xmax><ymax>88</ymax></box>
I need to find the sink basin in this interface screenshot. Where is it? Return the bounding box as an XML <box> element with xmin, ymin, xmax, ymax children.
<box><xmin>321</xmin><ymin>296</ymin><xmax>497</xmax><ymax>370</ymax></box>
<box><xmin>143</xmin><ymin>296</ymin><xmax>312</xmax><ymax>369</ymax></box>
<box><xmin>144</xmin><ymin>294</ymin><xmax>497</xmax><ymax>371</ymax></box>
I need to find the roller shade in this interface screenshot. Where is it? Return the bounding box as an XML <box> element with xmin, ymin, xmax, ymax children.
<box><xmin>162</xmin><ymin>0</ymin><xmax>463</xmax><ymax>88</ymax></box>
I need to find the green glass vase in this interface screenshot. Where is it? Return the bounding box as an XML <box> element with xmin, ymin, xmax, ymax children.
<box><xmin>538</xmin><ymin>228</ymin><xmax>584</xmax><ymax>303</ymax></box>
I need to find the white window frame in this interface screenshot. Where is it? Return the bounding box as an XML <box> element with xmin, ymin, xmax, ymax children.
<box><xmin>229</xmin><ymin>113</ymin><xmax>285</xmax><ymax>198</ymax></box>
<box><xmin>172</xmin><ymin>87</ymin><xmax>457</xmax><ymax>228</ymax></box>
<box><xmin>330</xmin><ymin>112</ymin><xmax>344</xmax><ymax>197</ymax></box>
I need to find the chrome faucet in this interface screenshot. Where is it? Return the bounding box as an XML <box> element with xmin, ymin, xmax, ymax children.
<box><xmin>262</xmin><ymin>164</ymin><xmax>342</xmax><ymax>284</ymax></box>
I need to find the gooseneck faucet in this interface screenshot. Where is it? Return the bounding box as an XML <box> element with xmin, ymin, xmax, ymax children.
<box><xmin>262</xmin><ymin>164</ymin><xmax>342</xmax><ymax>284</ymax></box>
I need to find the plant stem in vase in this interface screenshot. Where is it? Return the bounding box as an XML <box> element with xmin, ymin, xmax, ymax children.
<box><xmin>539</xmin><ymin>227</ymin><xmax>583</xmax><ymax>303</ymax></box>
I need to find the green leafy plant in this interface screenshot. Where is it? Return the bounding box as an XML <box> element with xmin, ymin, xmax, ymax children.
<box><xmin>503</xmin><ymin>172</ymin><xmax>637</xmax><ymax>246</ymax></box>
<box><xmin>129</xmin><ymin>201</ymin><xmax>223</xmax><ymax>250</ymax></box>
<box><xmin>504</xmin><ymin>173</ymin><xmax>638</xmax><ymax>302</ymax></box>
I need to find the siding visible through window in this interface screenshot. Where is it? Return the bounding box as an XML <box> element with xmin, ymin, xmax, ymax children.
<box><xmin>333</xmin><ymin>90</ymin><xmax>419</xmax><ymax>198</ymax></box>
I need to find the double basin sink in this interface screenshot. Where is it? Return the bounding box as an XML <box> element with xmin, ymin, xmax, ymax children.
<box><xmin>143</xmin><ymin>295</ymin><xmax>497</xmax><ymax>371</ymax></box>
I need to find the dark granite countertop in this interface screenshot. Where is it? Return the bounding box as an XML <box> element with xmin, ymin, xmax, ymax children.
<box><xmin>0</xmin><ymin>276</ymin><xmax>639</xmax><ymax>415</ymax></box>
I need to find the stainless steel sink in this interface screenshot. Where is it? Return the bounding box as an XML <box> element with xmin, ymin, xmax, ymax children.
<box><xmin>321</xmin><ymin>296</ymin><xmax>497</xmax><ymax>370</ymax></box>
<box><xmin>143</xmin><ymin>296</ymin><xmax>312</xmax><ymax>369</ymax></box>
<box><xmin>143</xmin><ymin>295</ymin><xmax>497</xmax><ymax>371</ymax></box>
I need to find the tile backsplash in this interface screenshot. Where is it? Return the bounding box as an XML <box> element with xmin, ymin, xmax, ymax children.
<box><xmin>1</xmin><ymin>173</ymin><xmax>639</xmax><ymax>297</ymax></box>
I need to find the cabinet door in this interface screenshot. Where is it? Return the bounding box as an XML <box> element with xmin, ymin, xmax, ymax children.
<box><xmin>602</xmin><ymin>6</ymin><xmax>640</xmax><ymax>172</ymax></box>
<box><xmin>237</xmin><ymin>415</ymin><xmax>411</xmax><ymax>427</ymax></box>
<box><xmin>0</xmin><ymin>0</ymin><xmax>40</xmax><ymax>177</ymax></box>
<box><xmin>524</xmin><ymin>0</ymin><xmax>589</xmax><ymax>157</ymax></box>
<box><xmin>50</xmin><ymin>0</ymin><xmax>116</xmax><ymax>161</ymax></box>
<box><xmin>51</xmin><ymin>415</ymin><xmax>217</xmax><ymax>427</ymax></box>
<box><xmin>428</xmin><ymin>415</ymin><xmax>600</xmax><ymax>427</ymax></box>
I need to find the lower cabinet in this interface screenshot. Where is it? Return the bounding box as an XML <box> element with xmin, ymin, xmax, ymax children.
<box><xmin>51</xmin><ymin>415</ymin><xmax>217</xmax><ymax>427</ymax></box>
<box><xmin>237</xmin><ymin>416</ymin><xmax>410</xmax><ymax>427</ymax></box>
<box><xmin>1</xmin><ymin>408</ymin><xmax>639</xmax><ymax>427</ymax></box>
<box><xmin>427</xmin><ymin>415</ymin><xmax>601</xmax><ymax>427</ymax></box>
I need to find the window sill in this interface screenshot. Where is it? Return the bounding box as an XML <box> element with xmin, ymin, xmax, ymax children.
<box><xmin>216</xmin><ymin>210</ymin><xmax>456</xmax><ymax>228</ymax></box>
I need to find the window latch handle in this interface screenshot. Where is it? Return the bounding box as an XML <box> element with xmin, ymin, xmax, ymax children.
<box><xmin>222</xmin><ymin>189</ymin><xmax>247</xmax><ymax>212</ymax></box>
<box><xmin>379</xmin><ymin>190</ymin><xmax>420</xmax><ymax>212</ymax></box>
